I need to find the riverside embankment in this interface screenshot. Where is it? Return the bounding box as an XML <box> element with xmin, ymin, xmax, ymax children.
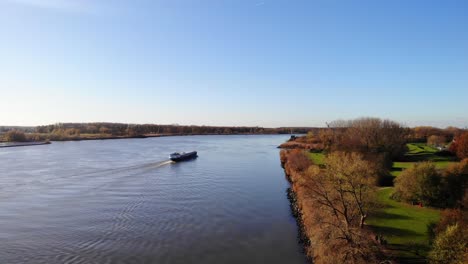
<box><xmin>280</xmin><ymin>148</ymin><xmax>389</xmax><ymax>264</ymax></box>
<box><xmin>280</xmin><ymin>149</ymin><xmax>315</xmax><ymax>261</ymax></box>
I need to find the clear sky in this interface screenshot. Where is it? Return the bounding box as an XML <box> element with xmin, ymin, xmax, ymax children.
<box><xmin>0</xmin><ymin>0</ymin><xmax>467</xmax><ymax>128</ymax></box>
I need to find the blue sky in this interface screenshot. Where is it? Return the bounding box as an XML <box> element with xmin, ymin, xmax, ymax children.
<box><xmin>0</xmin><ymin>0</ymin><xmax>467</xmax><ymax>127</ymax></box>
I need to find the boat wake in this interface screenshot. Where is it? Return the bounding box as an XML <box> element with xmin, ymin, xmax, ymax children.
<box><xmin>0</xmin><ymin>159</ymin><xmax>175</xmax><ymax>197</ymax></box>
<box><xmin>144</xmin><ymin>160</ymin><xmax>174</xmax><ymax>169</ymax></box>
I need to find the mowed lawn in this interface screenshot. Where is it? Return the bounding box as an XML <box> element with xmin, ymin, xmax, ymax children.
<box><xmin>307</xmin><ymin>143</ymin><xmax>455</xmax><ymax>261</ymax></box>
<box><xmin>391</xmin><ymin>143</ymin><xmax>457</xmax><ymax>176</ymax></box>
<box><xmin>391</xmin><ymin>161</ymin><xmax>455</xmax><ymax>176</ymax></box>
<box><xmin>368</xmin><ymin>187</ymin><xmax>440</xmax><ymax>262</ymax></box>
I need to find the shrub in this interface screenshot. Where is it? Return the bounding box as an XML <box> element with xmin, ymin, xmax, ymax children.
<box><xmin>434</xmin><ymin>209</ymin><xmax>466</xmax><ymax>235</ymax></box>
<box><xmin>394</xmin><ymin>162</ymin><xmax>442</xmax><ymax>206</ymax></box>
<box><xmin>428</xmin><ymin>224</ymin><xmax>467</xmax><ymax>264</ymax></box>
<box><xmin>288</xmin><ymin>149</ymin><xmax>312</xmax><ymax>172</ymax></box>
<box><xmin>3</xmin><ymin>130</ymin><xmax>27</xmax><ymax>142</ymax></box>
<box><xmin>441</xmin><ymin>160</ymin><xmax>468</xmax><ymax>207</ymax></box>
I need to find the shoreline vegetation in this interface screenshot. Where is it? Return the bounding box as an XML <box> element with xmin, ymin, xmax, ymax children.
<box><xmin>279</xmin><ymin>118</ymin><xmax>467</xmax><ymax>264</ymax></box>
<box><xmin>0</xmin><ymin>123</ymin><xmax>314</xmax><ymax>148</ymax></box>
<box><xmin>0</xmin><ymin>141</ymin><xmax>51</xmax><ymax>148</ymax></box>
<box><xmin>0</xmin><ymin>132</ymin><xmax>296</xmax><ymax>148</ymax></box>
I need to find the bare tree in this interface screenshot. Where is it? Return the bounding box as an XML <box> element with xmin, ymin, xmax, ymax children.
<box><xmin>302</xmin><ymin>151</ymin><xmax>381</xmax><ymax>263</ymax></box>
<box><xmin>306</xmin><ymin>151</ymin><xmax>378</xmax><ymax>229</ymax></box>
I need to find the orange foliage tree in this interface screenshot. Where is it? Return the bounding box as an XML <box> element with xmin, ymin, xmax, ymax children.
<box><xmin>454</xmin><ymin>132</ymin><xmax>468</xmax><ymax>159</ymax></box>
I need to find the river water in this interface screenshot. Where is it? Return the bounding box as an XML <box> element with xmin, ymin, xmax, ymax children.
<box><xmin>0</xmin><ymin>135</ymin><xmax>306</xmax><ymax>264</ymax></box>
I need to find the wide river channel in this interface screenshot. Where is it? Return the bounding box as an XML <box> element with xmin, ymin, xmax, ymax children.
<box><xmin>0</xmin><ymin>135</ymin><xmax>306</xmax><ymax>264</ymax></box>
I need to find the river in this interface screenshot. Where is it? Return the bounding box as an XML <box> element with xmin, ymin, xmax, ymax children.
<box><xmin>0</xmin><ymin>135</ymin><xmax>306</xmax><ymax>264</ymax></box>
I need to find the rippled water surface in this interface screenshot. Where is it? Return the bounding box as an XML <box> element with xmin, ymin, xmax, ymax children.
<box><xmin>0</xmin><ymin>135</ymin><xmax>306</xmax><ymax>264</ymax></box>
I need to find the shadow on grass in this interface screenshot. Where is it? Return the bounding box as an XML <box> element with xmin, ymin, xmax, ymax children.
<box><xmin>371</xmin><ymin>227</ymin><xmax>430</xmax><ymax>263</ymax></box>
<box><xmin>401</xmin><ymin>152</ymin><xmax>457</xmax><ymax>162</ymax></box>
<box><xmin>377</xmin><ymin>201</ymin><xmax>397</xmax><ymax>209</ymax></box>
<box><xmin>372</xmin><ymin>211</ymin><xmax>412</xmax><ymax>220</ymax></box>
<box><xmin>401</xmin><ymin>154</ymin><xmax>435</xmax><ymax>162</ymax></box>
<box><xmin>370</xmin><ymin>225</ymin><xmax>420</xmax><ymax>238</ymax></box>
<box><xmin>378</xmin><ymin>175</ymin><xmax>396</xmax><ymax>187</ymax></box>
<box><xmin>388</xmin><ymin>243</ymin><xmax>431</xmax><ymax>264</ymax></box>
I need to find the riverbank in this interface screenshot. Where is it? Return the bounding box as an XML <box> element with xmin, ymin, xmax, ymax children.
<box><xmin>0</xmin><ymin>133</ymin><xmax>290</xmax><ymax>148</ymax></box>
<box><xmin>278</xmin><ymin>135</ymin><xmax>324</xmax><ymax>150</ymax></box>
<box><xmin>280</xmin><ymin>150</ymin><xmax>321</xmax><ymax>261</ymax></box>
<box><xmin>0</xmin><ymin>141</ymin><xmax>51</xmax><ymax>148</ymax></box>
<box><xmin>280</xmin><ymin>149</ymin><xmax>388</xmax><ymax>263</ymax></box>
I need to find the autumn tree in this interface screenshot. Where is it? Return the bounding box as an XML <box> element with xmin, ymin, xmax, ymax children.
<box><xmin>445</xmin><ymin>126</ymin><xmax>464</xmax><ymax>139</ymax></box>
<box><xmin>306</xmin><ymin>131</ymin><xmax>314</xmax><ymax>139</ymax></box>
<box><xmin>442</xmin><ymin>159</ymin><xmax>468</xmax><ymax>207</ymax></box>
<box><xmin>427</xmin><ymin>135</ymin><xmax>447</xmax><ymax>148</ymax></box>
<box><xmin>318</xmin><ymin>128</ymin><xmax>334</xmax><ymax>150</ymax></box>
<box><xmin>4</xmin><ymin>130</ymin><xmax>27</xmax><ymax>142</ymax></box>
<box><xmin>99</xmin><ymin>127</ymin><xmax>110</xmax><ymax>135</ymax></box>
<box><xmin>65</xmin><ymin>128</ymin><xmax>80</xmax><ymax>136</ymax></box>
<box><xmin>350</xmin><ymin>118</ymin><xmax>408</xmax><ymax>158</ymax></box>
<box><xmin>326</xmin><ymin>117</ymin><xmax>409</xmax><ymax>163</ymax></box>
<box><xmin>394</xmin><ymin>162</ymin><xmax>442</xmax><ymax>206</ymax></box>
<box><xmin>315</xmin><ymin>151</ymin><xmax>378</xmax><ymax>227</ymax></box>
<box><xmin>304</xmin><ymin>151</ymin><xmax>381</xmax><ymax>263</ymax></box>
<box><xmin>433</xmin><ymin>208</ymin><xmax>466</xmax><ymax>235</ymax></box>
<box><xmin>454</xmin><ymin>132</ymin><xmax>468</xmax><ymax>159</ymax></box>
<box><xmin>86</xmin><ymin>125</ymin><xmax>98</xmax><ymax>134</ymax></box>
<box><xmin>428</xmin><ymin>224</ymin><xmax>467</xmax><ymax>264</ymax></box>
<box><xmin>287</xmin><ymin>149</ymin><xmax>312</xmax><ymax>172</ymax></box>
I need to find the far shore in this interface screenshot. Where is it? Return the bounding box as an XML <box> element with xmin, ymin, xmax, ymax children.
<box><xmin>0</xmin><ymin>141</ymin><xmax>51</xmax><ymax>148</ymax></box>
<box><xmin>0</xmin><ymin>133</ymin><xmax>294</xmax><ymax>148</ymax></box>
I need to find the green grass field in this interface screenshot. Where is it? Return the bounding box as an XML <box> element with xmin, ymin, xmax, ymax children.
<box><xmin>308</xmin><ymin>143</ymin><xmax>456</xmax><ymax>263</ymax></box>
<box><xmin>381</xmin><ymin>143</ymin><xmax>458</xmax><ymax>261</ymax></box>
<box><xmin>368</xmin><ymin>187</ymin><xmax>440</xmax><ymax>262</ymax></box>
<box><xmin>307</xmin><ymin>143</ymin><xmax>455</xmax><ymax>261</ymax></box>
<box><xmin>391</xmin><ymin>143</ymin><xmax>457</xmax><ymax>176</ymax></box>
<box><xmin>391</xmin><ymin>161</ymin><xmax>456</xmax><ymax>176</ymax></box>
<box><xmin>307</xmin><ymin>144</ymin><xmax>456</xmax><ymax>176</ymax></box>
<box><xmin>406</xmin><ymin>143</ymin><xmax>438</xmax><ymax>155</ymax></box>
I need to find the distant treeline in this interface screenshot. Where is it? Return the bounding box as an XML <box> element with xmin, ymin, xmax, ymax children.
<box><xmin>0</xmin><ymin>123</ymin><xmax>316</xmax><ymax>142</ymax></box>
<box><xmin>407</xmin><ymin>126</ymin><xmax>466</xmax><ymax>142</ymax></box>
<box><xmin>32</xmin><ymin>123</ymin><xmax>313</xmax><ymax>135</ymax></box>
<box><xmin>0</xmin><ymin>123</ymin><xmax>466</xmax><ymax>142</ymax></box>
<box><xmin>0</xmin><ymin>126</ymin><xmax>36</xmax><ymax>133</ymax></box>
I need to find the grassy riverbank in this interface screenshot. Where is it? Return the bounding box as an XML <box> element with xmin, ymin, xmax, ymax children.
<box><xmin>304</xmin><ymin>143</ymin><xmax>460</xmax><ymax>262</ymax></box>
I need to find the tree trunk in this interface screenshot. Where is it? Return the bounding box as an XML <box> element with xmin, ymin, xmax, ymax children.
<box><xmin>360</xmin><ymin>214</ymin><xmax>367</xmax><ymax>228</ymax></box>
